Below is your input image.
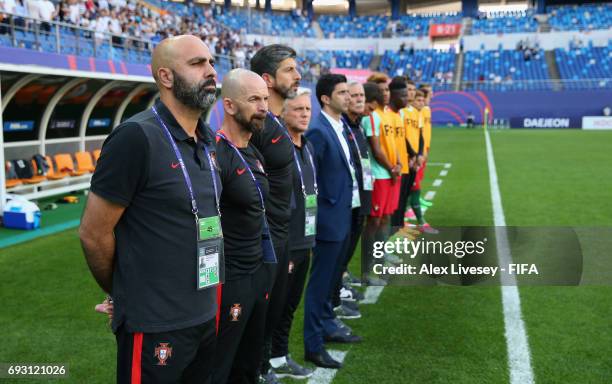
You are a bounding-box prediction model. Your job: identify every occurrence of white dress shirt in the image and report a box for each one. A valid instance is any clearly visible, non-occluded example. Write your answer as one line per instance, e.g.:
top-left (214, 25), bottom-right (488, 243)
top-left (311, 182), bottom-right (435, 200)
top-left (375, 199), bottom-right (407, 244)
top-left (321, 111), bottom-right (360, 207)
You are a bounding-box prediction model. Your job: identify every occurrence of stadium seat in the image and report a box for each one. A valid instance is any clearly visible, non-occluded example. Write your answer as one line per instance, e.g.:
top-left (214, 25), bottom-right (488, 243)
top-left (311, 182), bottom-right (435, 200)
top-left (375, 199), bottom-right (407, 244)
top-left (44, 156), bottom-right (67, 180)
top-left (54, 154), bottom-right (87, 177)
top-left (75, 152), bottom-right (96, 173)
top-left (21, 160), bottom-right (47, 184)
top-left (5, 162), bottom-right (23, 189)
top-left (92, 149), bottom-right (101, 163)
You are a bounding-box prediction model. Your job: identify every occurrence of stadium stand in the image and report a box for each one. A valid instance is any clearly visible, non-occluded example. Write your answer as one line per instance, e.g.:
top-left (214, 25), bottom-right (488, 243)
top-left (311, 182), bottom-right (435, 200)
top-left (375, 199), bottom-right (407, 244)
top-left (471, 10), bottom-right (538, 34)
top-left (548, 3), bottom-right (612, 31)
top-left (318, 15), bottom-right (388, 38)
top-left (462, 48), bottom-right (551, 90)
top-left (393, 13), bottom-right (462, 37)
top-left (555, 43), bottom-right (612, 89)
top-left (303, 49), bottom-right (373, 70)
top-left (379, 49), bottom-right (456, 90)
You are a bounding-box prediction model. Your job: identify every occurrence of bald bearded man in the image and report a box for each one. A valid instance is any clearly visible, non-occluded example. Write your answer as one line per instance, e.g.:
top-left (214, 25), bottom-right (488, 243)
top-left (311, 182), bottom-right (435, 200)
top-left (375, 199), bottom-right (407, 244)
top-left (212, 69), bottom-right (271, 384)
top-left (81, 35), bottom-right (220, 384)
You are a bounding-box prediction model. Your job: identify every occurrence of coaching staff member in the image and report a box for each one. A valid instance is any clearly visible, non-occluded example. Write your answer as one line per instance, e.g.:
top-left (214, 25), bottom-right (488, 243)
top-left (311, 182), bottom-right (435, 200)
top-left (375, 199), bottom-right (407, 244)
top-left (212, 69), bottom-right (271, 384)
top-left (80, 35), bottom-right (220, 383)
top-left (269, 88), bottom-right (316, 379)
top-left (250, 44), bottom-right (301, 380)
top-left (304, 74), bottom-right (362, 369)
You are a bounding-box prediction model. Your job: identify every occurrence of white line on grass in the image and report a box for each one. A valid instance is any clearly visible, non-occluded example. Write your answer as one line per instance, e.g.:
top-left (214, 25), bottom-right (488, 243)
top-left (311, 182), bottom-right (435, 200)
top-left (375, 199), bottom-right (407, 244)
top-left (424, 191), bottom-right (436, 200)
top-left (427, 162), bottom-right (452, 167)
top-left (360, 286), bottom-right (385, 305)
top-left (439, 169), bottom-right (448, 177)
top-left (432, 179), bottom-right (443, 187)
top-left (484, 129), bottom-right (535, 384)
top-left (307, 350), bottom-right (348, 384)
top-left (444, 163), bottom-right (452, 169)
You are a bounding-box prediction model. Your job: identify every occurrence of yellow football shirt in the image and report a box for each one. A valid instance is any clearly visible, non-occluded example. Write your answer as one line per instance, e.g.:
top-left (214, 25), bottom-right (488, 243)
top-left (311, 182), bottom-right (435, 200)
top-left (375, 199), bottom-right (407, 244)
top-left (386, 107), bottom-right (409, 174)
top-left (400, 105), bottom-right (421, 156)
top-left (422, 105), bottom-right (432, 154)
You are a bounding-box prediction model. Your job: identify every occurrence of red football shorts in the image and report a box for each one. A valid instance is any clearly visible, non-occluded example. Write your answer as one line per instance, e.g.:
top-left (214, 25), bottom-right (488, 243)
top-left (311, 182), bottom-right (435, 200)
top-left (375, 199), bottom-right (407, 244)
top-left (370, 178), bottom-right (401, 217)
top-left (411, 161), bottom-right (427, 191)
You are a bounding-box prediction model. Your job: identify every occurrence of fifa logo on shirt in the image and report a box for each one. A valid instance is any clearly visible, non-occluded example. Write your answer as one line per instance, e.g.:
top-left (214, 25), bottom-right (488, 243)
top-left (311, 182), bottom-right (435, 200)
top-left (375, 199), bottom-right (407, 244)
top-left (230, 304), bottom-right (242, 321)
top-left (154, 343), bottom-right (173, 366)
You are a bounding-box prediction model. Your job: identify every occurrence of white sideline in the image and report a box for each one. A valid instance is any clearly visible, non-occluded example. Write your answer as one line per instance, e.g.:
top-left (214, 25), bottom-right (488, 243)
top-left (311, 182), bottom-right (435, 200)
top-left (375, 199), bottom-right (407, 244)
top-left (484, 129), bottom-right (535, 384)
top-left (432, 179), bottom-right (443, 187)
top-left (439, 170), bottom-right (448, 176)
top-left (424, 191), bottom-right (436, 200)
top-left (307, 350), bottom-right (348, 384)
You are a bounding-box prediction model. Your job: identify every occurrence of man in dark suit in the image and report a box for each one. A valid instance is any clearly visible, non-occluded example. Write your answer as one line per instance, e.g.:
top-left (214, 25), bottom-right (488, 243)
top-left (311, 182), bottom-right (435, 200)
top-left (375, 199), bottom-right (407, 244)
top-left (303, 74), bottom-right (362, 369)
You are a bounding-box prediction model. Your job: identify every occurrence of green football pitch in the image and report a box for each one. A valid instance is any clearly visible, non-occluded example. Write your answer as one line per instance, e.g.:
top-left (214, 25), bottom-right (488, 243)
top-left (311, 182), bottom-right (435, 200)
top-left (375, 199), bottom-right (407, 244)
top-left (1, 127), bottom-right (611, 383)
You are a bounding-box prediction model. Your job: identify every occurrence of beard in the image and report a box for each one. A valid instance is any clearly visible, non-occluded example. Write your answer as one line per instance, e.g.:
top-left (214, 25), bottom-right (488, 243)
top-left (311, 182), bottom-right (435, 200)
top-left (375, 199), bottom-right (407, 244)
top-left (274, 81), bottom-right (300, 99)
top-left (172, 70), bottom-right (217, 111)
top-left (235, 109), bottom-right (266, 133)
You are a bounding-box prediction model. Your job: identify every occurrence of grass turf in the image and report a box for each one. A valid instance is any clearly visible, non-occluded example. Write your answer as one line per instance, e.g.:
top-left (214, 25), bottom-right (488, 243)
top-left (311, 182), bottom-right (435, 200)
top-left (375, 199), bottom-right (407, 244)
top-left (489, 129), bottom-right (612, 384)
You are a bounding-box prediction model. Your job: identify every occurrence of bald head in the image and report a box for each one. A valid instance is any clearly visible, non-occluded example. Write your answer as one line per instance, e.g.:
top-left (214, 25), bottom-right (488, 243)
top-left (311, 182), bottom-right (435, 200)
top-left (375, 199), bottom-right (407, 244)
top-left (221, 69), bottom-right (269, 133)
top-left (221, 69), bottom-right (267, 100)
top-left (151, 35), bottom-right (217, 111)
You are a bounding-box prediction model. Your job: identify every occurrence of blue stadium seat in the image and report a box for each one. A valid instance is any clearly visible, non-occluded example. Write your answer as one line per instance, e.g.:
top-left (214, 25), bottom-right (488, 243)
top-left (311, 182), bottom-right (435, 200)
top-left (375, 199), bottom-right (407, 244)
top-left (555, 45), bottom-right (612, 89)
top-left (548, 4), bottom-right (611, 32)
top-left (471, 10), bottom-right (538, 35)
top-left (462, 49), bottom-right (551, 90)
top-left (380, 50), bottom-right (456, 90)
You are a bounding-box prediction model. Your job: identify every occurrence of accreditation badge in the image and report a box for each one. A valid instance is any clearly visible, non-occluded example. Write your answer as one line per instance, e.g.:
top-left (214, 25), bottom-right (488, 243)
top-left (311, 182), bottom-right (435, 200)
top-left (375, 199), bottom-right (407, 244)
top-left (361, 157), bottom-right (374, 191)
top-left (304, 194), bottom-right (317, 237)
top-left (196, 216), bottom-right (224, 290)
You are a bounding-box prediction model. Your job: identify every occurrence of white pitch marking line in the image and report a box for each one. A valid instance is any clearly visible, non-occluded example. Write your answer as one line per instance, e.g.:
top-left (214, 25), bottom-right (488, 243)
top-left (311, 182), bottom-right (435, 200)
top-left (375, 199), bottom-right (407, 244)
top-left (307, 350), bottom-right (348, 384)
top-left (432, 179), bottom-right (443, 187)
top-left (427, 162), bottom-right (452, 167)
top-left (444, 163), bottom-right (452, 169)
top-left (360, 285), bottom-right (384, 305)
top-left (485, 128), bottom-right (535, 384)
top-left (439, 170), bottom-right (448, 177)
top-left (424, 191), bottom-right (436, 201)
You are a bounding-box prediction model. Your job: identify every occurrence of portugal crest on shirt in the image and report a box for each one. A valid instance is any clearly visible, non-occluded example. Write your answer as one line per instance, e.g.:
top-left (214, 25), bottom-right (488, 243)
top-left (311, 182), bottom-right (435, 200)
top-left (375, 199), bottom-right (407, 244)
top-left (154, 343), bottom-right (173, 366)
top-left (230, 304), bottom-right (242, 321)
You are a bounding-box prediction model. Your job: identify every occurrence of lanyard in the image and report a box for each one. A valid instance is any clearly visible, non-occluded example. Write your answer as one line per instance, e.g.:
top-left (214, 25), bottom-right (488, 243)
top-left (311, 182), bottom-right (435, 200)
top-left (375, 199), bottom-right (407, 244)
top-left (341, 117), bottom-right (365, 161)
top-left (302, 144), bottom-right (318, 195)
top-left (151, 105), bottom-right (220, 219)
top-left (268, 112), bottom-right (317, 197)
top-left (216, 132), bottom-right (265, 212)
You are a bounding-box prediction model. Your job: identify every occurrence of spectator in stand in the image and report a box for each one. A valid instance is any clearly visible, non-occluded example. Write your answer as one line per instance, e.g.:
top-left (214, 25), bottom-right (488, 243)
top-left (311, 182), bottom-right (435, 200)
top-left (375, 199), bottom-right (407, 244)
top-left (38, 0), bottom-right (56, 32)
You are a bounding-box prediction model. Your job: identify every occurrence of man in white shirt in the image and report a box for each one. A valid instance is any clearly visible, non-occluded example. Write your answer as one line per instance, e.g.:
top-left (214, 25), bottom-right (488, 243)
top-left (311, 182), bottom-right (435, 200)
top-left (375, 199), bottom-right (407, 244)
top-left (37, 0), bottom-right (55, 31)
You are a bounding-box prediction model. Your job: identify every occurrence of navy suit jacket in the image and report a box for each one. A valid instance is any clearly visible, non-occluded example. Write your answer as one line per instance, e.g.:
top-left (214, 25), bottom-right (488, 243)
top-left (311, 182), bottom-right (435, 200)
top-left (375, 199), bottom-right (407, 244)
top-left (305, 112), bottom-right (354, 242)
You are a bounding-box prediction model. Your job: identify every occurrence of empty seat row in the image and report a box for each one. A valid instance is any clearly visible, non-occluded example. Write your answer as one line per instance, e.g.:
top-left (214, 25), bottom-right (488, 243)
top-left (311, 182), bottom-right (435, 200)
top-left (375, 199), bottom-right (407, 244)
top-left (5, 150), bottom-right (100, 189)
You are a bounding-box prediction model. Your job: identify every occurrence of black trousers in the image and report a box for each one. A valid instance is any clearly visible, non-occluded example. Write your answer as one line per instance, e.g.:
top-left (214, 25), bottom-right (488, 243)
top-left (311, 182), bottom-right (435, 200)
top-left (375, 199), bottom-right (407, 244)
top-left (116, 318), bottom-right (216, 384)
top-left (212, 265), bottom-right (270, 384)
top-left (271, 248), bottom-right (311, 358)
top-left (261, 238), bottom-right (290, 372)
top-left (390, 173), bottom-right (414, 228)
top-left (332, 208), bottom-right (365, 307)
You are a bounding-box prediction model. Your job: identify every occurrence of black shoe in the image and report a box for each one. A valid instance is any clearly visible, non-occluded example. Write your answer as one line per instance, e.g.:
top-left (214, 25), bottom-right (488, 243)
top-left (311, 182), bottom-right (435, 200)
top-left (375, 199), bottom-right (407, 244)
top-left (346, 285), bottom-right (365, 301)
top-left (324, 330), bottom-right (362, 343)
top-left (305, 348), bottom-right (342, 369)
